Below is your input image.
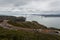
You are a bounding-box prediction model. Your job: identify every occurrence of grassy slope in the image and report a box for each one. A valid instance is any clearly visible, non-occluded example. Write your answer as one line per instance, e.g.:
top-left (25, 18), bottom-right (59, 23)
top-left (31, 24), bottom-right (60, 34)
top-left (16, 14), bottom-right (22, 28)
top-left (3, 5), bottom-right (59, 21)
top-left (0, 27), bottom-right (60, 40)
top-left (8, 21), bottom-right (47, 29)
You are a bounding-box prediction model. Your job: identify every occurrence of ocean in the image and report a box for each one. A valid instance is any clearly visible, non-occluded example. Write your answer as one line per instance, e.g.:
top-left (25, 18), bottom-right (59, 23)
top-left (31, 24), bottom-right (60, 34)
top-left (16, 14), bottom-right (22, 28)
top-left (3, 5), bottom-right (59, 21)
top-left (25, 15), bottom-right (60, 29)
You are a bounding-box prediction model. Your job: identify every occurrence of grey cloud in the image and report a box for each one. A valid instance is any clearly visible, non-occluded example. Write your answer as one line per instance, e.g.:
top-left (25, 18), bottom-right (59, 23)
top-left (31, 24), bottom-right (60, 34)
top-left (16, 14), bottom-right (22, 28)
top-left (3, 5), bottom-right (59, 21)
top-left (0, 0), bottom-right (60, 15)
top-left (0, 0), bottom-right (31, 7)
top-left (50, 0), bottom-right (60, 7)
top-left (0, 11), bottom-right (21, 15)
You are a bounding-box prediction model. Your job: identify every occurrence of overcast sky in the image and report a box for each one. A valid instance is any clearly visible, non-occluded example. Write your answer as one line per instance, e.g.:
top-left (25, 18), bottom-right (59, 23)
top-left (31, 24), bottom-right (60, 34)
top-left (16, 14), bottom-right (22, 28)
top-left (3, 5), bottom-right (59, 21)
top-left (0, 0), bottom-right (60, 15)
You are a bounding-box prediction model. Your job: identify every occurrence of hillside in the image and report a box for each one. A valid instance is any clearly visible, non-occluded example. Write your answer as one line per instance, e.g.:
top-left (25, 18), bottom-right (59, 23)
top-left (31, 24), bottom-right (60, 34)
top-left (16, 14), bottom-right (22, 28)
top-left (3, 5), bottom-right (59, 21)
top-left (0, 15), bottom-right (60, 40)
top-left (7, 20), bottom-right (47, 29)
top-left (0, 15), bottom-right (47, 29)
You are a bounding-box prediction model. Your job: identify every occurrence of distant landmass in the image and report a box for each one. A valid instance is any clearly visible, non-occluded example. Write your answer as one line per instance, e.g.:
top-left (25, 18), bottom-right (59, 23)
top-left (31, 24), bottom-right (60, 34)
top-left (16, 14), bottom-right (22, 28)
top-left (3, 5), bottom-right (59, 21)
top-left (41, 14), bottom-right (60, 17)
top-left (0, 14), bottom-right (60, 17)
top-left (30, 14), bottom-right (60, 17)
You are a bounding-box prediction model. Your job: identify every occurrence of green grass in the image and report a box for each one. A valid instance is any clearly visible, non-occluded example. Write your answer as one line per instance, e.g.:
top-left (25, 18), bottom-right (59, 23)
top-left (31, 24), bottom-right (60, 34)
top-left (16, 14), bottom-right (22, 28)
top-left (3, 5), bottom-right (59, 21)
top-left (0, 27), bottom-right (60, 40)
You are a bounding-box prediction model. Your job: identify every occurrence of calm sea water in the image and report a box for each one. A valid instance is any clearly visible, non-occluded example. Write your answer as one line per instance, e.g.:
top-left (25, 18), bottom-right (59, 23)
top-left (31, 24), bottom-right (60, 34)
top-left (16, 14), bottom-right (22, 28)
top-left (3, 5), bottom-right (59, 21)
top-left (25, 15), bottom-right (60, 29)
